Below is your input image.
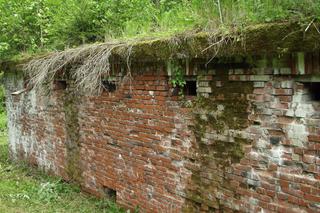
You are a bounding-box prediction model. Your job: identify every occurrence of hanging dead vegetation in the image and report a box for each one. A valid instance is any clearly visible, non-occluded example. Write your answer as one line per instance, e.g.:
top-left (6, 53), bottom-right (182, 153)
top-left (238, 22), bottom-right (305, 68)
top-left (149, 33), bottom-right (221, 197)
top-left (23, 36), bottom-right (186, 95)
top-left (23, 29), bottom-right (241, 95)
top-left (24, 41), bottom-right (124, 95)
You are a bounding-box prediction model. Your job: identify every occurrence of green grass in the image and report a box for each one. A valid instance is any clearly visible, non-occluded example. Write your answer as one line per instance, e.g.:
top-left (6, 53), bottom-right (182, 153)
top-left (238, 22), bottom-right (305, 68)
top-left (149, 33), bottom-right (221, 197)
top-left (0, 135), bottom-right (124, 213)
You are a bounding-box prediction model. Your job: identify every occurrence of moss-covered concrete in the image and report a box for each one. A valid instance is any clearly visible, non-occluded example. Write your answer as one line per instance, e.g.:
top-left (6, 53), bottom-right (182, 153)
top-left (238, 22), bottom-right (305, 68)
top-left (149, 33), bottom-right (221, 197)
top-left (122, 22), bottom-right (320, 61)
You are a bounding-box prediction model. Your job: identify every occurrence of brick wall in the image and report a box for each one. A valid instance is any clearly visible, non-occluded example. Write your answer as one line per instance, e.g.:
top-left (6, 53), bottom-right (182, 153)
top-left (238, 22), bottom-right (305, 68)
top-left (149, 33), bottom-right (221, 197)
top-left (78, 65), bottom-right (192, 212)
top-left (4, 52), bottom-right (320, 212)
top-left (184, 66), bottom-right (320, 212)
top-left (4, 71), bottom-right (69, 178)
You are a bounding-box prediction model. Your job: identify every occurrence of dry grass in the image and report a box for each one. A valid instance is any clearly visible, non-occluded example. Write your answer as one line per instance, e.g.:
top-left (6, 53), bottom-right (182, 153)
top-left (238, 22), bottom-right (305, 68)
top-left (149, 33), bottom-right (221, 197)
top-left (23, 35), bottom-right (176, 95)
top-left (23, 28), bottom-right (238, 95)
top-left (24, 42), bottom-right (124, 95)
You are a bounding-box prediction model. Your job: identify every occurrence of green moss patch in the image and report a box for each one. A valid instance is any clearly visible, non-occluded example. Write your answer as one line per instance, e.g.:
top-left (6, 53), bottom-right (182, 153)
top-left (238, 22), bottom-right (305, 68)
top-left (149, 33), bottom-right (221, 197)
top-left (184, 71), bottom-right (253, 211)
top-left (63, 80), bottom-right (82, 183)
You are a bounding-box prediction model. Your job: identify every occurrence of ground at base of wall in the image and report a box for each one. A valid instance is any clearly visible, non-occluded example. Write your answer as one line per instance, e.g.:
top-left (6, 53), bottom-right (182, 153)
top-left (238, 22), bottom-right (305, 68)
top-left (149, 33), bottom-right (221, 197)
top-left (0, 135), bottom-right (125, 213)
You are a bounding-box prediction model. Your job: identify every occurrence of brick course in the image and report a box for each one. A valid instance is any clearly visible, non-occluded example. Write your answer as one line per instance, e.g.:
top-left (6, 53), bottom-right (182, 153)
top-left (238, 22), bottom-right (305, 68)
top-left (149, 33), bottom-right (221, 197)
top-left (4, 53), bottom-right (320, 212)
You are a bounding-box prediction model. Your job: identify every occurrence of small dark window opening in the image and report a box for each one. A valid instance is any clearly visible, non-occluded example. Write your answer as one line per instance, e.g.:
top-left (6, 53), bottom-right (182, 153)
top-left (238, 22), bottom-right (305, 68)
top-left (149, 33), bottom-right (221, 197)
top-left (253, 121), bottom-right (261, 126)
top-left (172, 80), bottom-right (197, 96)
top-left (183, 80), bottom-right (197, 96)
top-left (54, 80), bottom-right (67, 90)
top-left (103, 186), bottom-right (116, 202)
top-left (102, 80), bottom-right (116, 93)
top-left (304, 82), bottom-right (320, 101)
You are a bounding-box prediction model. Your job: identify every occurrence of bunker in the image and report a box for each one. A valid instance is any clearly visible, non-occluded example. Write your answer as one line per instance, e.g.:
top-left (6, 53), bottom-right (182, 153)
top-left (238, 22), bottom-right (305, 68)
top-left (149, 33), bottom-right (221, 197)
top-left (2, 23), bottom-right (320, 212)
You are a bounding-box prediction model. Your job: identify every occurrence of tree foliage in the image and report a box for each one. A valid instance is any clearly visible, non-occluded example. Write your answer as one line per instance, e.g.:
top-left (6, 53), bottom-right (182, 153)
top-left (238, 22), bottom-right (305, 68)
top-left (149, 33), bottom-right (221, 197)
top-left (0, 0), bottom-right (319, 60)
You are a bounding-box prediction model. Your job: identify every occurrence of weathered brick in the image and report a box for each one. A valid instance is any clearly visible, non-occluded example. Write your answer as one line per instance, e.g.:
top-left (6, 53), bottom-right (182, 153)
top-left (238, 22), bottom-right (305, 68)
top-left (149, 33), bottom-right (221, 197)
top-left (253, 82), bottom-right (265, 88)
top-left (198, 81), bottom-right (209, 87)
top-left (281, 80), bottom-right (294, 88)
top-left (305, 194), bottom-right (320, 203)
top-left (6, 58), bottom-right (320, 213)
top-left (197, 87), bottom-right (212, 93)
top-left (278, 95), bottom-right (292, 102)
top-left (229, 75), bottom-right (271, 82)
top-left (303, 155), bottom-right (316, 164)
top-left (308, 135), bottom-right (320, 143)
top-left (272, 88), bottom-right (293, 95)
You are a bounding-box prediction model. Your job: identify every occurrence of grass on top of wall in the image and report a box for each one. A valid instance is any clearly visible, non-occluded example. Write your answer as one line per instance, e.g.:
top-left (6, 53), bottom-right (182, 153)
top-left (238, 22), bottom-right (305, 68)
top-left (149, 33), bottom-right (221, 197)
top-left (0, 135), bottom-right (125, 213)
top-left (1, 0), bottom-right (319, 61)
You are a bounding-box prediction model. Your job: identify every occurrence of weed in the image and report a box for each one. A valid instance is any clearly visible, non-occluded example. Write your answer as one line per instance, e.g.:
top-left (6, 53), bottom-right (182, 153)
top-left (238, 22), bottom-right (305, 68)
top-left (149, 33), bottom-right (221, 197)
top-left (0, 135), bottom-right (126, 213)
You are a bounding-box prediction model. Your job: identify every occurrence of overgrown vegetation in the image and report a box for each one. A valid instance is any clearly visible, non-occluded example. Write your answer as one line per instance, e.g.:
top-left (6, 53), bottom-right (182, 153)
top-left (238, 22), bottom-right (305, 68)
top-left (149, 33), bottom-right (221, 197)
top-left (0, 136), bottom-right (125, 212)
top-left (170, 61), bottom-right (186, 89)
top-left (0, 73), bottom-right (7, 134)
top-left (0, 0), bottom-right (319, 60)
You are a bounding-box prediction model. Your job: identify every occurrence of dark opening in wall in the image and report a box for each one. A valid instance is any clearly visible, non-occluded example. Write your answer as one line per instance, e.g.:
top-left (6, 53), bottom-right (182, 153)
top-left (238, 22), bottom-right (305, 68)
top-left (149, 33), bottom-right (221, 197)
top-left (303, 82), bottom-right (320, 101)
top-left (172, 80), bottom-right (197, 96)
top-left (54, 80), bottom-right (67, 90)
top-left (102, 80), bottom-right (116, 93)
top-left (103, 186), bottom-right (116, 202)
top-left (183, 80), bottom-right (197, 96)
top-left (253, 121), bottom-right (261, 126)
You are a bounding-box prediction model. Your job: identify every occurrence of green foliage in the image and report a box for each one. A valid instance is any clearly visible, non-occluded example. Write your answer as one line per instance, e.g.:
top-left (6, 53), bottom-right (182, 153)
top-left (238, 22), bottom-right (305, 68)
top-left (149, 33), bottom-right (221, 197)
top-left (48, 0), bottom-right (108, 48)
top-left (0, 73), bottom-right (6, 134)
top-left (0, 113), bottom-right (7, 135)
top-left (170, 61), bottom-right (186, 98)
top-left (0, 0), bottom-right (51, 57)
top-left (37, 181), bottom-right (69, 202)
top-left (0, 0), bottom-right (319, 60)
top-left (170, 61), bottom-right (186, 88)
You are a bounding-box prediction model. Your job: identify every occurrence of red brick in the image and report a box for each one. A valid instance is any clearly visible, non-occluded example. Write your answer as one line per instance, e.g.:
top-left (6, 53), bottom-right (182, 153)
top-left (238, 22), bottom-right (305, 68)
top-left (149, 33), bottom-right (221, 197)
top-left (273, 88), bottom-right (293, 95)
top-left (303, 154), bottom-right (315, 164)
top-left (279, 180), bottom-right (290, 188)
top-left (304, 194), bottom-right (320, 203)
top-left (308, 135), bottom-right (320, 143)
top-left (301, 185), bottom-right (312, 193)
top-left (9, 65), bottom-right (320, 213)
top-left (253, 88), bottom-right (265, 95)
top-left (278, 95), bottom-right (292, 102)
top-left (278, 116), bottom-right (294, 124)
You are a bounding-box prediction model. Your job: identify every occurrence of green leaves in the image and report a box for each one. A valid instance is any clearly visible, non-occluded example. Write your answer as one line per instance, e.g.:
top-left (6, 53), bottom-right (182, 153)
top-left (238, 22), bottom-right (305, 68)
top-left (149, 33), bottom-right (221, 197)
top-left (170, 61), bottom-right (186, 88)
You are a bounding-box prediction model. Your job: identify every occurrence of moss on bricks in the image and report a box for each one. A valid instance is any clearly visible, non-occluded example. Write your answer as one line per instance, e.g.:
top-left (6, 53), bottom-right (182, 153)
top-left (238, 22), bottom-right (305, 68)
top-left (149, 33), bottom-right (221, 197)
top-left (185, 71), bottom-right (253, 211)
top-left (63, 80), bottom-right (82, 183)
